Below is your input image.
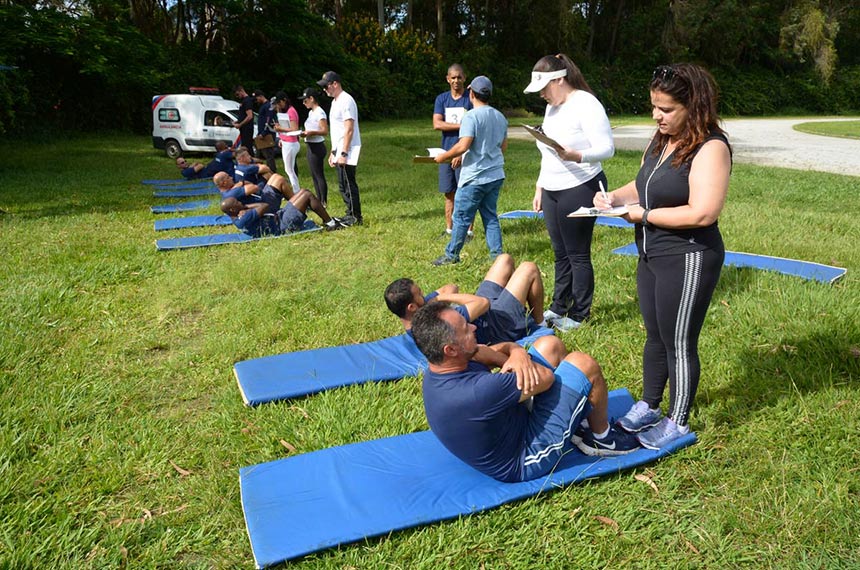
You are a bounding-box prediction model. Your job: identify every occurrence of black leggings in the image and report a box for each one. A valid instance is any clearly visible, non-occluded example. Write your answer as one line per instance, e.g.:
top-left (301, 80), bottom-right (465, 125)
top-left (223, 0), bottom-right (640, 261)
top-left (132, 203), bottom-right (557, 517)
top-left (541, 172), bottom-right (606, 322)
top-left (637, 248), bottom-right (724, 426)
top-left (305, 141), bottom-right (328, 205)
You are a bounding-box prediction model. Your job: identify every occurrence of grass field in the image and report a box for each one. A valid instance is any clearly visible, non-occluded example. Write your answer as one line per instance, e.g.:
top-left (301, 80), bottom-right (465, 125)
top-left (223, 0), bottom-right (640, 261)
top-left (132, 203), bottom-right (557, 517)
top-left (793, 120), bottom-right (860, 139)
top-left (1, 119), bottom-right (858, 568)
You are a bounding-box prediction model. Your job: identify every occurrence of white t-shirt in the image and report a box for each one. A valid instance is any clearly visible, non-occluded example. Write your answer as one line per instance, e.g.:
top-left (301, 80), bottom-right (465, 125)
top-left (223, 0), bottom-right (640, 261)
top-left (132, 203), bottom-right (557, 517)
top-left (537, 89), bottom-right (614, 191)
top-left (303, 106), bottom-right (326, 144)
top-left (329, 91), bottom-right (361, 157)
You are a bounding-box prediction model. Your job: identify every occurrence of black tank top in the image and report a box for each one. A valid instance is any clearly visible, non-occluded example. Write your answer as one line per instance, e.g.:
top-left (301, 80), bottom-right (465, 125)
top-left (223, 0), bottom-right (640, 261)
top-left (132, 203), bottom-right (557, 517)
top-left (634, 132), bottom-right (729, 257)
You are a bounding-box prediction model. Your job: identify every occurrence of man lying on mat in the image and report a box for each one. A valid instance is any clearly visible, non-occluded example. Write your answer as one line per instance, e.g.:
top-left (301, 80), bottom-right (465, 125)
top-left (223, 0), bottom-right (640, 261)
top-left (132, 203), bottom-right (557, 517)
top-left (176, 141), bottom-right (235, 179)
top-left (412, 302), bottom-right (639, 482)
top-left (215, 172), bottom-right (294, 211)
top-left (221, 188), bottom-right (344, 237)
top-left (384, 254), bottom-right (547, 344)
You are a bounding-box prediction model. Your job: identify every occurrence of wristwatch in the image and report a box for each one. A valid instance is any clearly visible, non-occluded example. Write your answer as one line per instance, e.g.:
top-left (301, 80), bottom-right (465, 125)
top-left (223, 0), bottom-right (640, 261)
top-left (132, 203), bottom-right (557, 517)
top-left (642, 208), bottom-right (651, 226)
top-left (340, 151), bottom-right (348, 157)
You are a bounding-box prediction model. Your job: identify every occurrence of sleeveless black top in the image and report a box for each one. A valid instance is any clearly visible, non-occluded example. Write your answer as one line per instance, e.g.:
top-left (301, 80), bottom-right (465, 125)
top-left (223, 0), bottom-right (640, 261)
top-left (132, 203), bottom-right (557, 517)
top-left (634, 132), bottom-right (729, 257)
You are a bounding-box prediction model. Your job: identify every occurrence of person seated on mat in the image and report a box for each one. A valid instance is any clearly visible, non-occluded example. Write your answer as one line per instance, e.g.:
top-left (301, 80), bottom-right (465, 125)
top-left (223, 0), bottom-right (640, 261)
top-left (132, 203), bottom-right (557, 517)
top-left (216, 172), bottom-right (297, 214)
top-left (221, 188), bottom-right (344, 237)
top-left (384, 254), bottom-right (548, 343)
top-left (233, 147), bottom-right (272, 189)
top-left (412, 302), bottom-right (640, 482)
top-left (175, 142), bottom-right (235, 180)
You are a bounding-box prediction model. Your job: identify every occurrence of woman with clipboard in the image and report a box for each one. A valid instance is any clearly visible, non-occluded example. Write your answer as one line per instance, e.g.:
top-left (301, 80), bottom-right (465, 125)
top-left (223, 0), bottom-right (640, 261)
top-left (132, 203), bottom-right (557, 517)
top-left (524, 54), bottom-right (615, 332)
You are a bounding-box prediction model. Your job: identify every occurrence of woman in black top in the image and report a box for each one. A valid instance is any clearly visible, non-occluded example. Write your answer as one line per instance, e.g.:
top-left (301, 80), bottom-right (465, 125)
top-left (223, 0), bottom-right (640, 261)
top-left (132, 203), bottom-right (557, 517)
top-left (595, 64), bottom-right (731, 449)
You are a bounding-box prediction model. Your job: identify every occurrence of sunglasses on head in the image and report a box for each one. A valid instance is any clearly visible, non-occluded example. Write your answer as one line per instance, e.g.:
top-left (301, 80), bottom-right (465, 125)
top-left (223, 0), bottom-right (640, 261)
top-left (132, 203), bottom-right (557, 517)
top-left (652, 65), bottom-right (675, 82)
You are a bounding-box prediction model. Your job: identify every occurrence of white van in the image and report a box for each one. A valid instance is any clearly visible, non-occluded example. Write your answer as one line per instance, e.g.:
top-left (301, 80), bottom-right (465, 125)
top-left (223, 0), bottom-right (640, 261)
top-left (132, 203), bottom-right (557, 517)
top-left (151, 88), bottom-right (256, 158)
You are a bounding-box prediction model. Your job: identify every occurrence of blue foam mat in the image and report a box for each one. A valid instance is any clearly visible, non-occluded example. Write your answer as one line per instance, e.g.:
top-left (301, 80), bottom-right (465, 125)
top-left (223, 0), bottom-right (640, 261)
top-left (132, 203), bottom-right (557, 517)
top-left (239, 388), bottom-right (696, 567)
top-left (234, 326), bottom-right (554, 406)
top-left (152, 186), bottom-right (218, 197)
top-left (150, 200), bottom-right (213, 214)
top-left (154, 215), bottom-right (233, 231)
top-left (500, 209), bottom-right (633, 228)
top-left (155, 220), bottom-right (321, 251)
top-left (142, 178), bottom-right (212, 185)
top-left (611, 243), bottom-right (846, 284)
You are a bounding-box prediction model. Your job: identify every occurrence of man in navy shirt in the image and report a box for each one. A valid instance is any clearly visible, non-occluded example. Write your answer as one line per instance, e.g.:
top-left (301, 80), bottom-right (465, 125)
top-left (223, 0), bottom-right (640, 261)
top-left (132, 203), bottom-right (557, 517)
top-left (412, 302), bottom-right (639, 483)
top-left (433, 64), bottom-right (473, 237)
top-left (221, 187), bottom-right (343, 238)
top-left (233, 147), bottom-right (271, 188)
top-left (253, 90), bottom-right (278, 173)
top-left (175, 142), bottom-right (235, 179)
top-left (233, 85), bottom-right (256, 152)
top-left (215, 171), bottom-right (293, 211)
top-left (384, 254), bottom-right (547, 343)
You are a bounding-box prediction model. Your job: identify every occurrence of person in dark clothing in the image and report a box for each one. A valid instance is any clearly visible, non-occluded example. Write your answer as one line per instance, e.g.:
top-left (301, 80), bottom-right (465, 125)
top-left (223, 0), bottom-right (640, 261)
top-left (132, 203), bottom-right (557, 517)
top-left (233, 85), bottom-right (256, 153)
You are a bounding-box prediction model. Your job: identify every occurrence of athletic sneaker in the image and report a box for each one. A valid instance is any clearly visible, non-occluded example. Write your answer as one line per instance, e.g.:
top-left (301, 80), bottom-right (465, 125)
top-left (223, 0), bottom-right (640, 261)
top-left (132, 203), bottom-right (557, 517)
top-left (543, 309), bottom-right (581, 332)
top-left (325, 219), bottom-right (346, 231)
top-left (431, 255), bottom-right (459, 266)
top-left (616, 400), bottom-right (663, 433)
top-left (637, 417), bottom-right (689, 450)
top-left (575, 425), bottom-right (640, 457)
top-left (338, 215), bottom-right (362, 227)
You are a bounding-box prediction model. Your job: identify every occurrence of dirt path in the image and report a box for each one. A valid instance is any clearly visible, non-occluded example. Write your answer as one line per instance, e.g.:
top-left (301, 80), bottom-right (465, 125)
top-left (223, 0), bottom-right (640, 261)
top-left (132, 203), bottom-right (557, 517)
top-left (510, 117), bottom-right (860, 177)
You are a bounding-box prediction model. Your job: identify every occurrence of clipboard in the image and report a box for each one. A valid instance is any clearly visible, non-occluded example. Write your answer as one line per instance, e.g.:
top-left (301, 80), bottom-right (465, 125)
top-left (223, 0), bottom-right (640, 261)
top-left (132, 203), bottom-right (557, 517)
top-left (523, 124), bottom-right (564, 152)
top-left (412, 148), bottom-right (451, 164)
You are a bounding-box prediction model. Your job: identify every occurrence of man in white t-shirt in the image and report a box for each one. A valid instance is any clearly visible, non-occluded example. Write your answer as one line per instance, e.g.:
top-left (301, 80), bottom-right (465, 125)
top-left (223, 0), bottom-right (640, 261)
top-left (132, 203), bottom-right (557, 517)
top-left (317, 71), bottom-right (363, 227)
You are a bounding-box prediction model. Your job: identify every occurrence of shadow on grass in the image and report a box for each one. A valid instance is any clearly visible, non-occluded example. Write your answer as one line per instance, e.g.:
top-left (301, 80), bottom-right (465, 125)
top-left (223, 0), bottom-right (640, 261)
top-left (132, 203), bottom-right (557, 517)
top-left (706, 330), bottom-right (860, 428)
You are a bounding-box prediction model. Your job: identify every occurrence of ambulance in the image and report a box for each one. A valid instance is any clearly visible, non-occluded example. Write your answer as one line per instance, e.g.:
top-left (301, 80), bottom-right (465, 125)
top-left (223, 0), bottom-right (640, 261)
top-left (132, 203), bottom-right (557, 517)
top-left (151, 87), bottom-right (256, 158)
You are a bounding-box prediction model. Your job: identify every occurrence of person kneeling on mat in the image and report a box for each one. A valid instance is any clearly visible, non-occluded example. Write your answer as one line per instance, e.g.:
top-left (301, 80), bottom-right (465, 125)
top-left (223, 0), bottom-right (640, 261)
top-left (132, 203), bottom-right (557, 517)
top-left (412, 302), bottom-right (639, 482)
top-left (221, 188), bottom-right (344, 237)
top-left (384, 254), bottom-right (547, 344)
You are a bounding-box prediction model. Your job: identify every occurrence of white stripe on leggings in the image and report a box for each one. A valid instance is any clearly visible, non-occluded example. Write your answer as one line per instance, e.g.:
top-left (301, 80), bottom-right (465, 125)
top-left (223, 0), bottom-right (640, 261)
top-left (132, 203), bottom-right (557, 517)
top-left (672, 251), bottom-right (702, 423)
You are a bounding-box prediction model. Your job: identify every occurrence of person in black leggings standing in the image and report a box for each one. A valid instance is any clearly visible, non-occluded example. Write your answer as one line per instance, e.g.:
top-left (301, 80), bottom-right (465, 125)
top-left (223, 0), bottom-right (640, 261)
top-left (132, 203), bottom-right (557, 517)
top-left (299, 88), bottom-right (329, 206)
top-left (523, 54), bottom-right (615, 332)
top-left (594, 63), bottom-right (731, 449)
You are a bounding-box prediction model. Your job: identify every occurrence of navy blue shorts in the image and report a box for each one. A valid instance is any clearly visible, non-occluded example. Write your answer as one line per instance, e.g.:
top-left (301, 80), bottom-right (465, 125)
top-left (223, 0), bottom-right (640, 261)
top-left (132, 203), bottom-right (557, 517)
top-left (278, 202), bottom-right (307, 233)
top-left (438, 162), bottom-right (460, 194)
top-left (476, 280), bottom-right (530, 343)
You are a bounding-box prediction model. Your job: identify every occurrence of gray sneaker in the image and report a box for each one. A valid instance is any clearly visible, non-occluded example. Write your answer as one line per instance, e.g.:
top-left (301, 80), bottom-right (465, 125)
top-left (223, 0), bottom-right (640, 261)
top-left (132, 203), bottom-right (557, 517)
top-left (431, 255), bottom-right (459, 266)
top-left (616, 400), bottom-right (663, 433)
top-left (637, 417), bottom-right (689, 450)
top-left (551, 316), bottom-right (581, 332)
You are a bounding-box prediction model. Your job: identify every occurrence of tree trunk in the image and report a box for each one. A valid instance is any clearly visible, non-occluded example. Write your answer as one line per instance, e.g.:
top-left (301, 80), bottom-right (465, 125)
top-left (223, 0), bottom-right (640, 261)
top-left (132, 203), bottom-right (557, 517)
top-left (378, 0), bottom-right (384, 27)
top-left (436, 0), bottom-right (444, 49)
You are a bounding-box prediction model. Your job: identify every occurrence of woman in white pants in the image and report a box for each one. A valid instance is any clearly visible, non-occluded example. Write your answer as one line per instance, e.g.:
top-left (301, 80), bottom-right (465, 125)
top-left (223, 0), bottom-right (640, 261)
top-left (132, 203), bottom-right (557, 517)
top-left (273, 91), bottom-right (301, 193)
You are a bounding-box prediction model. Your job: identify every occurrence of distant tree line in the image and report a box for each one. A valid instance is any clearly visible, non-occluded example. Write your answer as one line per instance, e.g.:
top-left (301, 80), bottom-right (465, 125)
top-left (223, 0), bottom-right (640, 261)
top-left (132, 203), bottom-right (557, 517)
top-left (1, 0), bottom-right (858, 135)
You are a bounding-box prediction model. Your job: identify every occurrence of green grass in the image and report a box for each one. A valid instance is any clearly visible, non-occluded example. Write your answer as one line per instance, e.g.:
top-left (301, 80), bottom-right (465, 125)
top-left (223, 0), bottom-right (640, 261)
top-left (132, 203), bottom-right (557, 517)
top-left (1, 124), bottom-right (858, 569)
top-left (793, 120), bottom-right (860, 139)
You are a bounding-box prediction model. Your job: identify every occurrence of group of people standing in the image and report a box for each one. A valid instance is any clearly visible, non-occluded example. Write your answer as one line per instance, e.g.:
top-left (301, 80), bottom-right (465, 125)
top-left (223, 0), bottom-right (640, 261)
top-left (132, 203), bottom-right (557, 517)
top-left (414, 56), bottom-right (731, 476)
top-left (230, 70), bottom-right (364, 228)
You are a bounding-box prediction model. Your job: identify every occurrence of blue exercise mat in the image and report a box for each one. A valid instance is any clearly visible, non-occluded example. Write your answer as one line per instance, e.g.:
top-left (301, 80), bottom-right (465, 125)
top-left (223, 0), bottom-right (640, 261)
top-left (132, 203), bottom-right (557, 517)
top-left (154, 215), bottom-right (233, 231)
top-left (152, 186), bottom-right (218, 198)
top-left (155, 220), bottom-right (322, 251)
top-left (239, 388), bottom-right (697, 568)
top-left (142, 178), bottom-right (212, 185)
top-left (234, 326), bottom-right (554, 406)
top-left (500, 209), bottom-right (633, 228)
top-left (611, 243), bottom-right (846, 284)
top-left (150, 200), bottom-right (213, 214)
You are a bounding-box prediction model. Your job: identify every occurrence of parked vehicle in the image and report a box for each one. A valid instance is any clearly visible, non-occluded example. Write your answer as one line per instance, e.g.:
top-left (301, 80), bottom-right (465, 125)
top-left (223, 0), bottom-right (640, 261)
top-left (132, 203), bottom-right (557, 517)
top-left (151, 88), bottom-right (256, 158)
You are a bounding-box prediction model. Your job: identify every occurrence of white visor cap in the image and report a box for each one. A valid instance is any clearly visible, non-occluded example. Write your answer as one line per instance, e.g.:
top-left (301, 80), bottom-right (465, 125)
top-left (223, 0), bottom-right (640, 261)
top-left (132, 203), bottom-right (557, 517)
top-left (523, 69), bottom-right (568, 93)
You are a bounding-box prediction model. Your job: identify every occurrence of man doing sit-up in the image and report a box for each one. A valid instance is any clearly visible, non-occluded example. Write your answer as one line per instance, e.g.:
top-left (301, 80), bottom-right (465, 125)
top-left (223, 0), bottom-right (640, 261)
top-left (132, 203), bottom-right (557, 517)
top-left (176, 141), bottom-right (234, 179)
top-left (412, 302), bottom-right (640, 482)
top-left (384, 254), bottom-right (547, 344)
top-left (221, 187), bottom-right (343, 237)
top-left (215, 171), bottom-right (293, 212)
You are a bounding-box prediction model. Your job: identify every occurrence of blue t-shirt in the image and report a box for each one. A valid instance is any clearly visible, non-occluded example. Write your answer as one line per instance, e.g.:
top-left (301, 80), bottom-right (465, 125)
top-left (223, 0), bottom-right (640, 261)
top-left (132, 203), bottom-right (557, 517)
top-left (200, 150), bottom-right (235, 178)
top-left (458, 105), bottom-right (507, 188)
top-left (233, 208), bottom-right (278, 238)
top-left (181, 166), bottom-right (201, 180)
top-left (434, 91), bottom-right (473, 151)
top-left (257, 101), bottom-right (275, 136)
top-left (234, 164), bottom-right (264, 186)
top-left (423, 361), bottom-right (527, 482)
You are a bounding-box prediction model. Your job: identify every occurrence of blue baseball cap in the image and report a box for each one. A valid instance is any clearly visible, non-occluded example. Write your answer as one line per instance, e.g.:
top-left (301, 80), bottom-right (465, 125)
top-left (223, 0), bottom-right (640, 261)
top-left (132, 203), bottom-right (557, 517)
top-left (468, 75), bottom-right (493, 97)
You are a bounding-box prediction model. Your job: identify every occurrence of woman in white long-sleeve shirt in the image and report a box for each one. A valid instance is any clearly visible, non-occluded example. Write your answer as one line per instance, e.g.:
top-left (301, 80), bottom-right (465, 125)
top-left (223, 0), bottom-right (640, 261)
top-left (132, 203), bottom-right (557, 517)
top-left (525, 54), bottom-right (615, 331)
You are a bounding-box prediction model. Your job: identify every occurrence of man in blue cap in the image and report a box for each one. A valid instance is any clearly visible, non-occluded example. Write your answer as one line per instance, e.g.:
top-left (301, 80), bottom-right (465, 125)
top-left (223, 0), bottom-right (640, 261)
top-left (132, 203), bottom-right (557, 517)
top-left (432, 75), bottom-right (507, 266)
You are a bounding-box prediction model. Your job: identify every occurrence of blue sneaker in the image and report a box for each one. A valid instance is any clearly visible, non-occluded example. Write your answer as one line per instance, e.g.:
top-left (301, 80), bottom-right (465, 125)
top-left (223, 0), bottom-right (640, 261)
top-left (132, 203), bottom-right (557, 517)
top-left (637, 417), bottom-right (689, 450)
top-left (616, 400), bottom-right (663, 433)
top-left (575, 425), bottom-right (640, 457)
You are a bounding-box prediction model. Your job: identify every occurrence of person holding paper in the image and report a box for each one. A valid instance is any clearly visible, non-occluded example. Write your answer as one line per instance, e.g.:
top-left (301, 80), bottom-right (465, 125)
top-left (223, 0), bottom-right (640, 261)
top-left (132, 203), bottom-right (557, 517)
top-left (272, 91), bottom-right (302, 197)
top-left (432, 75), bottom-right (507, 266)
top-left (524, 54), bottom-right (615, 332)
top-left (299, 88), bottom-right (329, 207)
top-left (594, 64), bottom-right (731, 449)
top-left (318, 71), bottom-right (363, 226)
top-left (433, 63), bottom-right (473, 237)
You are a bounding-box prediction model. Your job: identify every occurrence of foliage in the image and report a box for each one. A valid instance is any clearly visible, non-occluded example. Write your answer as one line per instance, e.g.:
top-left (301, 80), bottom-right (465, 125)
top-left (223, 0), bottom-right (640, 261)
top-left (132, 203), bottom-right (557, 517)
top-left (779, 0), bottom-right (840, 82)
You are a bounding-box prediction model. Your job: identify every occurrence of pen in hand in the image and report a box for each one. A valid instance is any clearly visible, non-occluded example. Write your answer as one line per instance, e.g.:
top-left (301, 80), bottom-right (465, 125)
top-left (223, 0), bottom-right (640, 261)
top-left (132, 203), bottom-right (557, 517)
top-left (599, 180), bottom-right (610, 208)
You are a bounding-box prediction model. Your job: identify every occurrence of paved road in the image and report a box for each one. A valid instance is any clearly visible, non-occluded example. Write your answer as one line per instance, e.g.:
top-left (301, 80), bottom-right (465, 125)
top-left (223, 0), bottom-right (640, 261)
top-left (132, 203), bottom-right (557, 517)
top-left (513, 117), bottom-right (860, 177)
